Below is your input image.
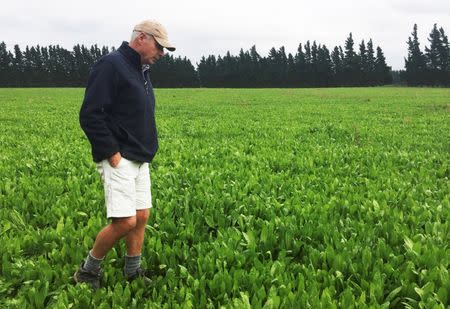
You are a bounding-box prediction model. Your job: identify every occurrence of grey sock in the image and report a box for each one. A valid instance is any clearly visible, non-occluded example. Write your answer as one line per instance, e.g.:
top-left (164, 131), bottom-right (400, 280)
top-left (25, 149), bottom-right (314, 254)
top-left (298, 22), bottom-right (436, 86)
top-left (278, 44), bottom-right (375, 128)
top-left (124, 254), bottom-right (141, 277)
top-left (83, 250), bottom-right (103, 274)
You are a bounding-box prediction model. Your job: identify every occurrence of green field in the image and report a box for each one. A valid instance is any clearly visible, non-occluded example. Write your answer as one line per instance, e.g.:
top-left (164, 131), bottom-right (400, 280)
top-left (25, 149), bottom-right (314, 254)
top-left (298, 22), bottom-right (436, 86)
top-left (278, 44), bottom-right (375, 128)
top-left (0, 87), bottom-right (449, 308)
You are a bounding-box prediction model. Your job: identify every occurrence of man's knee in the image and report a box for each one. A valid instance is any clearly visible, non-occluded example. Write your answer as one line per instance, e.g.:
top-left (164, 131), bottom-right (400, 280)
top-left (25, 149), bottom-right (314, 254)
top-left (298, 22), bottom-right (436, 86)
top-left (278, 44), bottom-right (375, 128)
top-left (111, 216), bottom-right (137, 234)
top-left (136, 209), bottom-right (150, 227)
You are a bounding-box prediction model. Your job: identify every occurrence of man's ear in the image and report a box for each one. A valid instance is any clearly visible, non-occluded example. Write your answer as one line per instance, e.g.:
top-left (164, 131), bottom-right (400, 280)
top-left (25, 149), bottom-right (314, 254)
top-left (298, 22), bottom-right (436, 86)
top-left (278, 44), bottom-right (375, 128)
top-left (136, 33), bottom-right (146, 45)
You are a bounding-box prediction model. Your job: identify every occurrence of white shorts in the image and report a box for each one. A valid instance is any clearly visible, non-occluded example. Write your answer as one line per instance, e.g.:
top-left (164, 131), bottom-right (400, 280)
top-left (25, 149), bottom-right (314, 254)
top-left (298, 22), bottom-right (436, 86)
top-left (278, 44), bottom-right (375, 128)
top-left (96, 157), bottom-right (152, 218)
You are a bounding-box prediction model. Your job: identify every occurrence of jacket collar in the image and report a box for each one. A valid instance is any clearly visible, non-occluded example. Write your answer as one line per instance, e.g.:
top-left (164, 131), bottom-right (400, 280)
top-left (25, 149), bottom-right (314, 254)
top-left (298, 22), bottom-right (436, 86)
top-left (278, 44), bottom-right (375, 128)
top-left (118, 41), bottom-right (142, 70)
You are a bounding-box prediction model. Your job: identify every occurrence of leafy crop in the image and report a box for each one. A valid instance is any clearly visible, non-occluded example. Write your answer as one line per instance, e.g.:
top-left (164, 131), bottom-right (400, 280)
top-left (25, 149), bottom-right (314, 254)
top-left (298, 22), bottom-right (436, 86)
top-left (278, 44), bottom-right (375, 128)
top-left (0, 87), bottom-right (449, 308)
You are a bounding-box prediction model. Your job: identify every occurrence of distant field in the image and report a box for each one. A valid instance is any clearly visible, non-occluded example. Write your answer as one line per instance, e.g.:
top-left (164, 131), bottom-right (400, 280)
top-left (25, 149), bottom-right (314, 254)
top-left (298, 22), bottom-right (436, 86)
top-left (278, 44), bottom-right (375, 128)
top-left (0, 87), bottom-right (449, 307)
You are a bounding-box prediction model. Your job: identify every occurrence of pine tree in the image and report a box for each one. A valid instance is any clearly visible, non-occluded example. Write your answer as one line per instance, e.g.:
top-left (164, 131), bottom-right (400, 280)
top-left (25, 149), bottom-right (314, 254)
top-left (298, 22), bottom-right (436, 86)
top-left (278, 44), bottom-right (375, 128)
top-left (425, 24), bottom-right (441, 70)
top-left (304, 41), bottom-right (312, 86)
top-left (90, 44), bottom-right (102, 60)
top-left (366, 39), bottom-right (376, 85)
top-left (237, 48), bottom-right (251, 87)
top-left (197, 55), bottom-right (217, 87)
top-left (222, 51), bottom-right (238, 87)
top-left (30, 46), bottom-right (44, 85)
top-left (343, 33), bottom-right (359, 85)
top-left (358, 40), bottom-right (367, 85)
top-left (101, 46), bottom-right (109, 56)
top-left (331, 46), bottom-right (343, 85)
top-left (424, 24), bottom-right (450, 85)
top-left (0, 42), bottom-right (13, 86)
top-left (375, 46), bottom-right (392, 85)
top-left (438, 27), bottom-right (450, 85)
top-left (278, 46), bottom-right (288, 86)
top-left (22, 46), bottom-right (34, 85)
top-left (404, 24), bottom-right (427, 85)
top-left (317, 45), bottom-right (332, 86)
top-left (287, 53), bottom-right (296, 87)
top-left (177, 56), bottom-right (199, 87)
top-left (294, 43), bottom-right (306, 86)
top-left (311, 41), bottom-right (319, 85)
top-left (249, 45), bottom-right (262, 87)
top-left (12, 45), bottom-right (23, 85)
top-left (40, 46), bottom-right (50, 84)
top-left (425, 24), bottom-right (442, 84)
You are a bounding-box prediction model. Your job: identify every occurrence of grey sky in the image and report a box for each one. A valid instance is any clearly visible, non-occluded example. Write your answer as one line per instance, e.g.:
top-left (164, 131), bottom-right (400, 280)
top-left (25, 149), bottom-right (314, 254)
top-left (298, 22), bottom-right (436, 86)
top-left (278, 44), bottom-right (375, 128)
top-left (2, 0), bottom-right (449, 70)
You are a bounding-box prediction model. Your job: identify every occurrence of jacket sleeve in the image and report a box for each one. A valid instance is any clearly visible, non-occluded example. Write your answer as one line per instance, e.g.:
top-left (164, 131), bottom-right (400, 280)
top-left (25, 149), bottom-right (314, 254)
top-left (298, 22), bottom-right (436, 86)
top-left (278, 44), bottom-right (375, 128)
top-left (79, 59), bottom-right (120, 160)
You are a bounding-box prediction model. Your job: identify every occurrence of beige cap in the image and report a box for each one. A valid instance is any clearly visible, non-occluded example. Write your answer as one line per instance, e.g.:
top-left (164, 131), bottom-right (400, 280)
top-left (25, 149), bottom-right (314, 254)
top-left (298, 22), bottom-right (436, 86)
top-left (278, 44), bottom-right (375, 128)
top-left (133, 20), bottom-right (176, 51)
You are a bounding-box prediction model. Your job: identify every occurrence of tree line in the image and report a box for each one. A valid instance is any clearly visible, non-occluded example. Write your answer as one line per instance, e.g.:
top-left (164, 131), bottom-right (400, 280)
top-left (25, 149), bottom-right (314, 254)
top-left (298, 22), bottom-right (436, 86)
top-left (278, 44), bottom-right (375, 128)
top-left (403, 24), bottom-right (450, 86)
top-left (0, 33), bottom-right (391, 88)
top-left (0, 43), bottom-right (198, 87)
top-left (198, 33), bottom-right (391, 87)
top-left (0, 24), bottom-right (448, 87)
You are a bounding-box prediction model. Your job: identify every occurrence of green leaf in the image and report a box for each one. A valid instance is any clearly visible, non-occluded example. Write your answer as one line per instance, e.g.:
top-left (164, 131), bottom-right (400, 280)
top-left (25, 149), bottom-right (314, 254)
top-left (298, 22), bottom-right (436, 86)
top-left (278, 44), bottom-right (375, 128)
top-left (205, 216), bottom-right (214, 228)
top-left (385, 286), bottom-right (402, 302)
top-left (414, 287), bottom-right (424, 298)
top-left (243, 231), bottom-right (255, 248)
top-left (404, 236), bottom-right (418, 255)
top-left (179, 265), bottom-right (189, 278)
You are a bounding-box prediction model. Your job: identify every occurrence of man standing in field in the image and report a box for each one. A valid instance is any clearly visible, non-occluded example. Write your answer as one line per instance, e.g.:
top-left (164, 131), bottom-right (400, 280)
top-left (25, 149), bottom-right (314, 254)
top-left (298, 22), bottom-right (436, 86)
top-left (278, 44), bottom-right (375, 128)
top-left (74, 20), bottom-right (175, 289)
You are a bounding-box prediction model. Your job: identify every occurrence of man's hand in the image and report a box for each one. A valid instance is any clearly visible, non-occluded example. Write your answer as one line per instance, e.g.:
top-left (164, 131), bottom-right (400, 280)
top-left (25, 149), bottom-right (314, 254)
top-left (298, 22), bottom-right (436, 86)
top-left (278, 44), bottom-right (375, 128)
top-left (108, 152), bottom-right (122, 167)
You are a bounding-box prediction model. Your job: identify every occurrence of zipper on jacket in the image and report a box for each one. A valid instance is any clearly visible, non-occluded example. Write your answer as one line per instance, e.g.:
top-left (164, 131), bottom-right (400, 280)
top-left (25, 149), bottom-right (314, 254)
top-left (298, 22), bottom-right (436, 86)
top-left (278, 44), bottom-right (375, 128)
top-left (142, 71), bottom-right (149, 95)
top-left (141, 65), bottom-right (151, 96)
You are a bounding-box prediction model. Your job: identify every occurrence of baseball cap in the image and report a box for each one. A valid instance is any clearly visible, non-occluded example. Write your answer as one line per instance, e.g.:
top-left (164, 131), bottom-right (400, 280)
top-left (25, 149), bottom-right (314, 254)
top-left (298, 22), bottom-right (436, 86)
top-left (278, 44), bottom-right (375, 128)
top-left (133, 20), bottom-right (176, 51)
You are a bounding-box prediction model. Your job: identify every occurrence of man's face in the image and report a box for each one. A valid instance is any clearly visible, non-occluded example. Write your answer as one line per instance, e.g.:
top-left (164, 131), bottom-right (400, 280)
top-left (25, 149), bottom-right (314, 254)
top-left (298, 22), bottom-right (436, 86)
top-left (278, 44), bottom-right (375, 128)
top-left (139, 33), bottom-right (165, 65)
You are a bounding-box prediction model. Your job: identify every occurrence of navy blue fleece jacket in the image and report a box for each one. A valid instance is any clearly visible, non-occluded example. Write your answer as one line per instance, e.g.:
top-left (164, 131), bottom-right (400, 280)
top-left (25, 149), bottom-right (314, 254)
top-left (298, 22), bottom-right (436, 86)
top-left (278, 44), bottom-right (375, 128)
top-left (79, 42), bottom-right (158, 163)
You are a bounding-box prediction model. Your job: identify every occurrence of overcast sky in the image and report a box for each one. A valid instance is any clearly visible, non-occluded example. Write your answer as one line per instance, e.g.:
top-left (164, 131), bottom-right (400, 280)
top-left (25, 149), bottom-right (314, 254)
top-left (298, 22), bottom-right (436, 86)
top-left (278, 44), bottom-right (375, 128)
top-left (2, 0), bottom-right (450, 70)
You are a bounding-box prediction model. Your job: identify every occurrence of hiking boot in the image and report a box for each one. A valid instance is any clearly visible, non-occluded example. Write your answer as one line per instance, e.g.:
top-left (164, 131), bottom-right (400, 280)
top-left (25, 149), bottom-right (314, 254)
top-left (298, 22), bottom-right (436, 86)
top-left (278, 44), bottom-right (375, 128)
top-left (126, 266), bottom-right (152, 284)
top-left (73, 263), bottom-right (102, 290)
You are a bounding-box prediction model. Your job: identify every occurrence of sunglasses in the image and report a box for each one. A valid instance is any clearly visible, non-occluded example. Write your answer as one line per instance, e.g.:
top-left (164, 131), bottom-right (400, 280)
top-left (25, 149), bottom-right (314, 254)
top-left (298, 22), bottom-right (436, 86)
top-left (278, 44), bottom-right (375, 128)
top-left (154, 40), bottom-right (164, 52)
top-left (136, 31), bottom-right (164, 52)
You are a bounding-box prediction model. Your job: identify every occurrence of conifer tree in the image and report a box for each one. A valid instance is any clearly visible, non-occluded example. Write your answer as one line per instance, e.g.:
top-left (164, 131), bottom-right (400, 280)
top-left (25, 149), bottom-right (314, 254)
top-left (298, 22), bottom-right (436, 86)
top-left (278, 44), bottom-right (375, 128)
top-left (425, 24), bottom-right (441, 70)
top-left (237, 48), bottom-right (251, 86)
top-left (0, 42), bottom-right (13, 86)
top-left (198, 55), bottom-right (217, 87)
top-left (317, 45), bottom-right (332, 86)
top-left (343, 33), bottom-right (359, 85)
top-left (375, 46), bottom-right (392, 85)
top-left (267, 47), bottom-right (279, 86)
top-left (311, 41), bottom-right (319, 85)
top-left (358, 40), bottom-right (367, 84)
top-left (101, 46), bottom-right (109, 56)
top-left (404, 24), bottom-right (427, 85)
top-left (425, 24), bottom-right (450, 85)
top-left (278, 46), bottom-right (288, 86)
top-left (438, 28), bottom-right (450, 69)
top-left (438, 27), bottom-right (450, 85)
top-left (366, 39), bottom-right (376, 85)
top-left (249, 45), bottom-right (262, 87)
top-left (287, 53), bottom-right (295, 87)
top-left (294, 43), bottom-right (306, 86)
top-left (222, 51), bottom-right (238, 87)
top-left (331, 46), bottom-right (343, 85)
top-left (304, 41), bottom-right (312, 86)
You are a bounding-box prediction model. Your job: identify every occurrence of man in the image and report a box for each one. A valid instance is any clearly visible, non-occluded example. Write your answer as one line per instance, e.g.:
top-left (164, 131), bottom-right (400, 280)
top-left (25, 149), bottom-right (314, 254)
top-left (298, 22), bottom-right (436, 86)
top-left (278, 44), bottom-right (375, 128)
top-left (74, 20), bottom-right (175, 289)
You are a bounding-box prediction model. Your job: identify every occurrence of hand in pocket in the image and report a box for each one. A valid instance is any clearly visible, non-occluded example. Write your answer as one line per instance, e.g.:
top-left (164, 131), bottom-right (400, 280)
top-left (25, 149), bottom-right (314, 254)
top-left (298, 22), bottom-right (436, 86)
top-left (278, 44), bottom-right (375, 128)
top-left (108, 152), bottom-right (122, 168)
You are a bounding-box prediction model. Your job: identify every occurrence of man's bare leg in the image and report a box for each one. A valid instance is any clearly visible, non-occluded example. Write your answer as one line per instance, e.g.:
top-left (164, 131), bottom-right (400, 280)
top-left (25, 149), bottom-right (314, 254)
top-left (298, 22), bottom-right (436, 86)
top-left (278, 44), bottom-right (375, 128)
top-left (75, 216), bottom-right (138, 288)
top-left (123, 209), bottom-right (150, 278)
top-left (125, 209), bottom-right (150, 255)
top-left (91, 216), bottom-right (137, 259)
